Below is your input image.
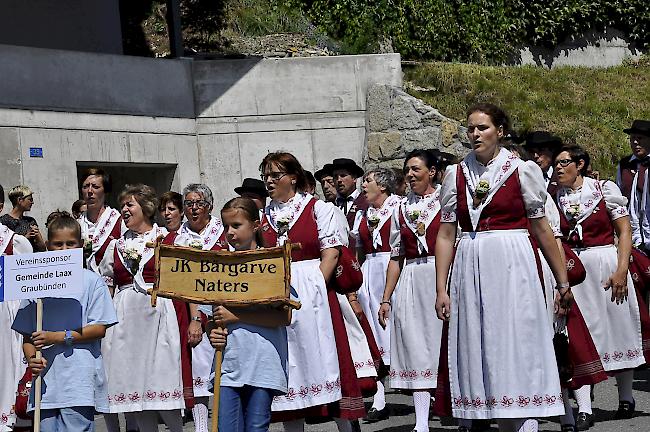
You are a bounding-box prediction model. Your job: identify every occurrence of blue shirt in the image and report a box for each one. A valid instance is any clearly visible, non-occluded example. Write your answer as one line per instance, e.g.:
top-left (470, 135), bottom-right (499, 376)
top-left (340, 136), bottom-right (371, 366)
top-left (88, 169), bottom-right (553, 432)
top-left (13, 269), bottom-right (118, 411)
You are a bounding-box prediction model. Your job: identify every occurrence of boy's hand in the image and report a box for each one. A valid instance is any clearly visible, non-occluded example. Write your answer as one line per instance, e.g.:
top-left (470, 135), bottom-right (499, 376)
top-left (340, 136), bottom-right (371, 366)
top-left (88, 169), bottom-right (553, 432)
top-left (28, 356), bottom-right (47, 376)
top-left (209, 327), bottom-right (228, 350)
top-left (31, 331), bottom-right (61, 349)
top-left (213, 306), bottom-right (238, 327)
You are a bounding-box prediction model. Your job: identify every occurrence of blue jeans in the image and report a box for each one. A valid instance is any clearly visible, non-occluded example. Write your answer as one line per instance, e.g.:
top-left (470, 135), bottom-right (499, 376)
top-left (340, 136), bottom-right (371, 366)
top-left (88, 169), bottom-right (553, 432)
top-left (218, 385), bottom-right (274, 432)
top-left (40, 406), bottom-right (95, 432)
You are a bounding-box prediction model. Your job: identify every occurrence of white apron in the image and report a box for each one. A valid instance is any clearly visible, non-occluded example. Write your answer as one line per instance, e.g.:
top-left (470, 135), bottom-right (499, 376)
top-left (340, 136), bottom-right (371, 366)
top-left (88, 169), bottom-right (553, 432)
top-left (0, 301), bottom-right (23, 431)
top-left (358, 252), bottom-right (392, 364)
top-left (337, 294), bottom-right (377, 379)
top-left (389, 256), bottom-right (442, 390)
top-left (449, 230), bottom-right (563, 419)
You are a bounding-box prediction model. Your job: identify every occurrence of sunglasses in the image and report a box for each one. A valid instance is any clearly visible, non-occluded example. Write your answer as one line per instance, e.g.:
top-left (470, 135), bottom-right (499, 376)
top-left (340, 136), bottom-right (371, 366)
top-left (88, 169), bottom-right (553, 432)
top-left (261, 172), bottom-right (287, 182)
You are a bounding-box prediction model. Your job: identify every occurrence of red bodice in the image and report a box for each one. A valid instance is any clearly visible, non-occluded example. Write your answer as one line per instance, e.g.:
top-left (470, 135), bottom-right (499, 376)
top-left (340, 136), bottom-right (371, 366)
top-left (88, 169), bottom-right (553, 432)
top-left (113, 242), bottom-right (156, 287)
top-left (261, 199), bottom-right (322, 262)
top-left (559, 198), bottom-right (614, 248)
top-left (457, 168), bottom-right (528, 232)
top-left (398, 209), bottom-right (441, 259)
top-left (358, 215), bottom-right (392, 254)
top-left (3, 234), bottom-right (14, 255)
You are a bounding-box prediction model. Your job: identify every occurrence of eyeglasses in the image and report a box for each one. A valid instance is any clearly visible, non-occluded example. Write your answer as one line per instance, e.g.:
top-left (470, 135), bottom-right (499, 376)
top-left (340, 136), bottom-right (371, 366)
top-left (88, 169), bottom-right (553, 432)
top-left (183, 200), bottom-right (209, 209)
top-left (261, 172), bottom-right (287, 182)
top-left (555, 159), bottom-right (575, 168)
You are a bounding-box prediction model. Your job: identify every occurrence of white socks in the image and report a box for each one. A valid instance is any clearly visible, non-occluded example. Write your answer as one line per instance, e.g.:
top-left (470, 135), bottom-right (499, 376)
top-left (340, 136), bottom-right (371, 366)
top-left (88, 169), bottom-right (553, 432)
top-left (413, 390), bottom-right (431, 432)
top-left (574, 385), bottom-right (593, 414)
top-left (372, 379), bottom-right (387, 411)
top-left (334, 418), bottom-right (353, 432)
top-left (559, 388), bottom-right (575, 426)
top-left (192, 400), bottom-right (210, 432)
top-left (616, 370), bottom-right (635, 403)
top-left (283, 419), bottom-right (305, 432)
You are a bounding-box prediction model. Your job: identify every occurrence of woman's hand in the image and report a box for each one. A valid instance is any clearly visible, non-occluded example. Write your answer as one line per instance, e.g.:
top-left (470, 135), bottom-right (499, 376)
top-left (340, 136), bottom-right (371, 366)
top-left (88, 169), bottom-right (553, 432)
top-left (435, 292), bottom-right (451, 321)
top-left (31, 331), bottom-right (60, 349)
top-left (213, 305), bottom-right (238, 327)
top-left (28, 356), bottom-right (47, 376)
top-left (554, 287), bottom-right (574, 316)
top-left (209, 327), bottom-right (228, 350)
top-left (348, 297), bottom-right (364, 321)
top-left (605, 270), bottom-right (628, 304)
top-left (378, 302), bottom-right (391, 329)
top-left (187, 320), bottom-right (203, 347)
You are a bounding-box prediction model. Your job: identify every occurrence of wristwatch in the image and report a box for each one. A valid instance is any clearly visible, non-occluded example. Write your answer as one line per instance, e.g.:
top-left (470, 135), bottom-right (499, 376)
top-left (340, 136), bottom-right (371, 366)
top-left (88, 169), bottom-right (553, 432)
top-left (64, 330), bottom-right (74, 346)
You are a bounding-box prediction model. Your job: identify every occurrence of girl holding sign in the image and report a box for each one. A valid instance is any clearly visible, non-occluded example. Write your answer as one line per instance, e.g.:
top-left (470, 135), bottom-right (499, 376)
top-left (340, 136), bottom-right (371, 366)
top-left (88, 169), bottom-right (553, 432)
top-left (207, 197), bottom-right (289, 432)
top-left (14, 211), bottom-right (117, 432)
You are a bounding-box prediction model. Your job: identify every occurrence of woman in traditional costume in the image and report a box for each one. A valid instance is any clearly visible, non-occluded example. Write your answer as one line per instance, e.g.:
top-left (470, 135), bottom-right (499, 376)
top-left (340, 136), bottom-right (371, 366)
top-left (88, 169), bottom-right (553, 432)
top-left (378, 149), bottom-right (445, 432)
top-left (554, 145), bottom-right (645, 429)
top-left (435, 103), bottom-right (571, 432)
top-left (99, 184), bottom-right (184, 432)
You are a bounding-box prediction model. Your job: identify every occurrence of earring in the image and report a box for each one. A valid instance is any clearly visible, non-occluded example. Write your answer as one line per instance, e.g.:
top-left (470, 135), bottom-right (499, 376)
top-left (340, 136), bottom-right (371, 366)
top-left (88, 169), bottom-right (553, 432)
top-left (291, 180), bottom-right (296, 185)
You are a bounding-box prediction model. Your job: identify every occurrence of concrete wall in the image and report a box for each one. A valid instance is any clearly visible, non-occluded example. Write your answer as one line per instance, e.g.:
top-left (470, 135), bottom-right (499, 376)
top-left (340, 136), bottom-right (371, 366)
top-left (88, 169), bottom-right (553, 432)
top-left (0, 0), bottom-right (123, 55)
top-left (515, 28), bottom-right (643, 68)
top-left (0, 46), bottom-right (402, 224)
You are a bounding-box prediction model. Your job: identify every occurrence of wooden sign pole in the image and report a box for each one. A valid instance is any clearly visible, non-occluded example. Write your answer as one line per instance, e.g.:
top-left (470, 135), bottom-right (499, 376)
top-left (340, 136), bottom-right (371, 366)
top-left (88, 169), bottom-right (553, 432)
top-left (33, 299), bottom-right (43, 432)
top-left (212, 347), bottom-right (223, 432)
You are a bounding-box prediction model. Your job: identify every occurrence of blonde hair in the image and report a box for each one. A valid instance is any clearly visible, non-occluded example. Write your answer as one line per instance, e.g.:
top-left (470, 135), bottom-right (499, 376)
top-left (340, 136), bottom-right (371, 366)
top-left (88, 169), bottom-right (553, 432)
top-left (8, 185), bottom-right (33, 206)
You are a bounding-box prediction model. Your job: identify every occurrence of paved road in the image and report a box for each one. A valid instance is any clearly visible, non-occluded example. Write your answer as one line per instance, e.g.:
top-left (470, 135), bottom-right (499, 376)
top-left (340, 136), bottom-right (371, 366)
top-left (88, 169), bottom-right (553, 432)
top-left (97, 369), bottom-right (650, 431)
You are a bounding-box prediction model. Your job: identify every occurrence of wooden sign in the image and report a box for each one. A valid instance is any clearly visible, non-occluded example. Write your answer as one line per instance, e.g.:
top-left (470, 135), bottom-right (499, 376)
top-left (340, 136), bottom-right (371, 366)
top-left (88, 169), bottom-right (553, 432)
top-left (149, 240), bottom-right (300, 311)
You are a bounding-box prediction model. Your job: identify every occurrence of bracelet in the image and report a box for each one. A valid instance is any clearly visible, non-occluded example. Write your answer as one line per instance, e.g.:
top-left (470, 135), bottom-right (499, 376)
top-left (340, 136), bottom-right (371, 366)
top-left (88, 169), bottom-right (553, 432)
top-left (380, 301), bottom-right (391, 306)
top-left (556, 282), bottom-right (570, 290)
top-left (190, 316), bottom-right (202, 322)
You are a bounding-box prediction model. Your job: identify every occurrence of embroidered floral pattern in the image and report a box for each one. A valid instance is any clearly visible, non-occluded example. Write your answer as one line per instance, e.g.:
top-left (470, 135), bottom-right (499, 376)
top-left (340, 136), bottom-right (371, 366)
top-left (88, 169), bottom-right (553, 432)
top-left (110, 387), bottom-right (182, 405)
top-left (453, 393), bottom-right (562, 410)
top-left (601, 348), bottom-right (641, 363)
top-left (390, 368), bottom-right (437, 381)
top-left (273, 379), bottom-right (341, 403)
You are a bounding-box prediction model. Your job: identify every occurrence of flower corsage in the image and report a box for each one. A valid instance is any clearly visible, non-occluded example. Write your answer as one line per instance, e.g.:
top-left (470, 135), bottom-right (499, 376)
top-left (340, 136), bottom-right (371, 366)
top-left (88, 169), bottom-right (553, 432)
top-left (367, 214), bottom-right (380, 229)
top-left (188, 239), bottom-right (204, 250)
top-left (121, 238), bottom-right (143, 275)
top-left (276, 216), bottom-right (291, 236)
top-left (475, 179), bottom-right (490, 200)
top-left (566, 204), bottom-right (580, 219)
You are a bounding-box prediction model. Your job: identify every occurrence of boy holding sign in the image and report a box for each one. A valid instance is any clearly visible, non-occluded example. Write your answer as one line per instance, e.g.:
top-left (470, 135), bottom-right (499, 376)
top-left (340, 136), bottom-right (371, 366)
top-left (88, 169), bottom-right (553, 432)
top-left (12, 212), bottom-right (117, 432)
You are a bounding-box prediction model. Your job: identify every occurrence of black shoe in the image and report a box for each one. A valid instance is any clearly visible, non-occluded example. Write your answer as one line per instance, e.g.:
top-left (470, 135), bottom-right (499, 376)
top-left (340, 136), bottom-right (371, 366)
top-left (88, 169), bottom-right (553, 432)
top-left (458, 427), bottom-right (471, 432)
top-left (471, 419), bottom-right (491, 431)
top-left (364, 407), bottom-right (390, 422)
top-left (561, 425), bottom-right (577, 432)
top-left (351, 420), bottom-right (361, 432)
top-left (575, 412), bottom-right (594, 431)
top-left (613, 399), bottom-right (636, 419)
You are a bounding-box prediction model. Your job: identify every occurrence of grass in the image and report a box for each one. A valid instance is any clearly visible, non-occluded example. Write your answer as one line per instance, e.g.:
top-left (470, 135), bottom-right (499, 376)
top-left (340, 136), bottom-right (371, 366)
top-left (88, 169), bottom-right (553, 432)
top-left (404, 57), bottom-right (650, 178)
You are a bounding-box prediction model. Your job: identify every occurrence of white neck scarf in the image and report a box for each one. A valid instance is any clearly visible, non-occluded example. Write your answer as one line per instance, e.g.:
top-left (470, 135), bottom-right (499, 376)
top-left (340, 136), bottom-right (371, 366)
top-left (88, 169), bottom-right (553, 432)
top-left (400, 186), bottom-right (441, 254)
top-left (556, 177), bottom-right (604, 240)
top-left (265, 193), bottom-right (312, 245)
top-left (177, 216), bottom-right (225, 250)
top-left (366, 194), bottom-right (401, 248)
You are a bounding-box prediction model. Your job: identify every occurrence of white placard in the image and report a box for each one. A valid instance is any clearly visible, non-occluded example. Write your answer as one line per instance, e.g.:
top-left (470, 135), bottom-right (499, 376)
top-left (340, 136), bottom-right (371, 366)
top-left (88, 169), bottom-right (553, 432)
top-left (0, 249), bottom-right (84, 302)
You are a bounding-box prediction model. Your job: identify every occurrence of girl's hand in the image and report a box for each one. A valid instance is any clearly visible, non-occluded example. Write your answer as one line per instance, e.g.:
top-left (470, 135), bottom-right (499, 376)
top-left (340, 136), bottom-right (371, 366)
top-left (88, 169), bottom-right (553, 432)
top-left (213, 306), bottom-right (238, 327)
top-left (187, 320), bottom-right (203, 347)
top-left (31, 331), bottom-right (60, 349)
top-left (604, 270), bottom-right (628, 304)
top-left (28, 356), bottom-right (47, 376)
top-left (435, 293), bottom-right (451, 321)
top-left (378, 302), bottom-right (391, 329)
top-left (209, 327), bottom-right (228, 350)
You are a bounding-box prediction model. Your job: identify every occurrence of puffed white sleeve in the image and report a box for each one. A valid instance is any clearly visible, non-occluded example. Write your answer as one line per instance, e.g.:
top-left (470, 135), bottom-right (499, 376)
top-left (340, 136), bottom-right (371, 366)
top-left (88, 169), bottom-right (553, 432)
top-left (12, 234), bottom-right (33, 254)
top-left (544, 192), bottom-right (562, 237)
top-left (440, 165), bottom-right (458, 223)
top-left (389, 206), bottom-right (403, 258)
top-left (314, 201), bottom-right (344, 250)
top-left (97, 239), bottom-right (116, 287)
top-left (601, 180), bottom-right (629, 220)
top-left (518, 161), bottom-right (547, 219)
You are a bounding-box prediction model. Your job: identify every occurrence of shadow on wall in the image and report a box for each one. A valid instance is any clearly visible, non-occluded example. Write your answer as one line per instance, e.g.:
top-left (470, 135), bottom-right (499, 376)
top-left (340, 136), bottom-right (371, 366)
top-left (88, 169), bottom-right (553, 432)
top-left (512, 27), bottom-right (643, 68)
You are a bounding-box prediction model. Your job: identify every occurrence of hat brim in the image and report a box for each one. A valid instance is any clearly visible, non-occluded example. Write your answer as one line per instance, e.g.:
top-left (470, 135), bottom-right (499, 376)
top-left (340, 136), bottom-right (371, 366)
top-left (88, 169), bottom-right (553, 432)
top-left (234, 187), bottom-right (268, 198)
top-left (332, 165), bottom-right (364, 178)
top-left (623, 128), bottom-right (650, 137)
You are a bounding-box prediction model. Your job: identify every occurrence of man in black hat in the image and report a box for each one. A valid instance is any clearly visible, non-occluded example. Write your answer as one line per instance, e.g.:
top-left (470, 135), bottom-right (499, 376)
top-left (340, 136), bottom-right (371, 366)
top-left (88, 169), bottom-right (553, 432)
top-left (315, 163), bottom-right (337, 203)
top-left (332, 158), bottom-right (368, 230)
top-left (523, 131), bottom-right (563, 196)
top-left (234, 178), bottom-right (268, 210)
top-left (616, 120), bottom-right (650, 250)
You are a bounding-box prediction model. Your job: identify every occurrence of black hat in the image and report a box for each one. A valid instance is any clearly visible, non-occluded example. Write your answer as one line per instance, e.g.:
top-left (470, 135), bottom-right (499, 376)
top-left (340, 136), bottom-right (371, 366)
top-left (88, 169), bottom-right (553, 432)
top-left (314, 163), bottom-right (334, 182)
top-left (331, 158), bottom-right (364, 178)
top-left (523, 131), bottom-right (563, 149)
top-left (623, 120), bottom-right (650, 137)
top-left (234, 178), bottom-right (268, 198)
